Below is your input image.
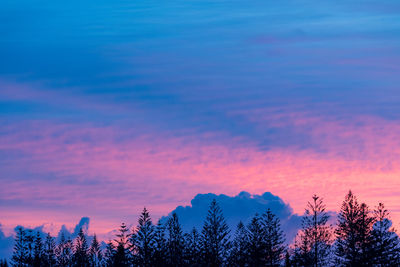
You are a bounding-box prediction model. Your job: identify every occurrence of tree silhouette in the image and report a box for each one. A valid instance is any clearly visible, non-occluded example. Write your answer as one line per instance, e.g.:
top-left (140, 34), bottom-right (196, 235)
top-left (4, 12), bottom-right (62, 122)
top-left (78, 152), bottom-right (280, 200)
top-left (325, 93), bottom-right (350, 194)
top-left (152, 220), bottom-right (167, 267)
top-left (24, 230), bottom-right (34, 266)
top-left (33, 231), bottom-right (44, 267)
top-left (183, 228), bottom-right (201, 266)
top-left (7, 192), bottom-right (400, 267)
top-left (335, 191), bottom-right (375, 266)
top-left (166, 213), bottom-right (184, 266)
top-left (370, 203), bottom-right (400, 265)
top-left (89, 234), bottom-right (102, 267)
top-left (228, 221), bottom-right (249, 266)
top-left (43, 233), bottom-right (56, 267)
top-left (132, 207), bottom-right (155, 267)
top-left (11, 227), bottom-right (27, 267)
top-left (73, 228), bottom-right (89, 267)
top-left (200, 199), bottom-right (230, 267)
top-left (262, 209), bottom-right (286, 267)
top-left (114, 223), bottom-right (130, 267)
top-left (247, 214), bottom-right (266, 266)
top-left (56, 232), bottom-right (73, 267)
top-left (103, 241), bottom-right (115, 267)
top-left (296, 195), bottom-right (332, 266)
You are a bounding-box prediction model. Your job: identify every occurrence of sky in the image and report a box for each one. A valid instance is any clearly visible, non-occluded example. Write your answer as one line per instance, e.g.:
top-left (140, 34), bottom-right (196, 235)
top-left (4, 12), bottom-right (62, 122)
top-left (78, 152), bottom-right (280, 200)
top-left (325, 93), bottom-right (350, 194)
top-left (1, 0), bottom-right (400, 250)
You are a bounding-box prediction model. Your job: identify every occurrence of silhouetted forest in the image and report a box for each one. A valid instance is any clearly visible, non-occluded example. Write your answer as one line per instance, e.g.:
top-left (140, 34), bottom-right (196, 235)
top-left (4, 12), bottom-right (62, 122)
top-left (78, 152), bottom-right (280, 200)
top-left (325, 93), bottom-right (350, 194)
top-left (3, 191), bottom-right (400, 267)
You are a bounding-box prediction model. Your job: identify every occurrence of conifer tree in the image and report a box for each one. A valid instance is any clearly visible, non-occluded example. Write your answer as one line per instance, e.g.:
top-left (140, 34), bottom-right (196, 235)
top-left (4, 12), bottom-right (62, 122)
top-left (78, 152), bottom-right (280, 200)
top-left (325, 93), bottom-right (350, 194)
top-left (89, 234), bottom-right (102, 267)
top-left (11, 227), bottom-right (27, 267)
top-left (247, 214), bottom-right (266, 266)
top-left (370, 203), bottom-right (400, 265)
top-left (43, 233), bottom-right (57, 267)
top-left (33, 231), bottom-right (44, 267)
top-left (56, 232), bottom-right (73, 267)
top-left (24, 230), bottom-right (34, 266)
top-left (297, 195), bottom-right (332, 266)
top-left (335, 191), bottom-right (375, 266)
top-left (200, 199), bottom-right (231, 267)
top-left (73, 228), bottom-right (89, 267)
top-left (152, 221), bottom-right (167, 267)
top-left (132, 207), bottom-right (155, 267)
top-left (262, 209), bottom-right (286, 267)
top-left (103, 241), bottom-right (115, 267)
top-left (114, 223), bottom-right (130, 267)
top-left (228, 221), bottom-right (249, 267)
top-left (184, 228), bottom-right (201, 266)
top-left (166, 213), bottom-right (184, 267)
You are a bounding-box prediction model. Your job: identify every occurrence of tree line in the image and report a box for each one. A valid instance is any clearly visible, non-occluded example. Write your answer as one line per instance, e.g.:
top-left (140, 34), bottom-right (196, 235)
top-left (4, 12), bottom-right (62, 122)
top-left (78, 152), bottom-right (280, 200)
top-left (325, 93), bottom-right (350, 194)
top-left (4, 190), bottom-right (400, 267)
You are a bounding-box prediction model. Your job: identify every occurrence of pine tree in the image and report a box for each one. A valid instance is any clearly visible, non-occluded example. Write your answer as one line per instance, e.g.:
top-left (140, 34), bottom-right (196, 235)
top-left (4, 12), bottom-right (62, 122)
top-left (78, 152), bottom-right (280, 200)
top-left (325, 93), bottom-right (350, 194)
top-left (184, 228), bottom-right (201, 266)
top-left (370, 203), bottom-right (400, 265)
top-left (114, 223), bottom-right (130, 267)
top-left (33, 231), bottom-right (44, 267)
top-left (297, 195), bottom-right (332, 266)
top-left (73, 228), bottom-right (89, 267)
top-left (56, 232), bottom-right (73, 267)
top-left (166, 213), bottom-right (184, 267)
top-left (24, 230), bottom-right (34, 266)
top-left (200, 199), bottom-right (231, 267)
top-left (262, 209), bottom-right (286, 267)
top-left (247, 214), bottom-right (266, 266)
top-left (228, 221), bottom-right (249, 267)
top-left (335, 191), bottom-right (375, 266)
top-left (43, 233), bottom-right (57, 267)
top-left (293, 231), bottom-right (313, 266)
top-left (103, 241), bottom-right (115, 267)
top-left (11, 227), bottom-right (27, 267)
top-left (132, 207), bottom-right (155, 267)
top-left (152, 221), bottom-right (167, 267)
top-left (89, 234), bottom-right (102, 267)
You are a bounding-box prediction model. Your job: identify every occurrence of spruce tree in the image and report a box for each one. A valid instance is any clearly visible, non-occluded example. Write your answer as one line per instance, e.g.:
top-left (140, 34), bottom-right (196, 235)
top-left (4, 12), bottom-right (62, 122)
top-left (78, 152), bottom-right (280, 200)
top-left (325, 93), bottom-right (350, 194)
top-left (73, 228), bottom-right (89, 267)
top-left (133, 207), bottom-right (155, 267)
top-left (297, 195), bottom-right (332, 266)
top-left (335, 191), bottom-right (375, 266)
top-left (43, 233), bottom-right (56, 267)
top-left (89, 234), bottom-right (102, 267)
top-left (11, 227), bottom-right (27, 267)
top-left (262, 209), bottom-right (286, 267)
top-left (370, 203), bottom-right (400, 265)
top-left (228, 221), bottom-right (249, 267)
top-left (184, 228), bottom-right (201, 266)
top-left (166, 213), bottom-right (184, 267)
top-left (200, 199), bottom-right (231, 267)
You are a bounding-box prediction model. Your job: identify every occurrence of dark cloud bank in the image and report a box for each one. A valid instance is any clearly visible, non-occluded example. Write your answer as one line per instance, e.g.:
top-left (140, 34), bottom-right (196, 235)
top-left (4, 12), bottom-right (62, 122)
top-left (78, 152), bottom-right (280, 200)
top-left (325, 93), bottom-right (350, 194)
top-left (166, 191), bottom-right (301, 242)
top-left (0, 192), bottom-right (302, 260)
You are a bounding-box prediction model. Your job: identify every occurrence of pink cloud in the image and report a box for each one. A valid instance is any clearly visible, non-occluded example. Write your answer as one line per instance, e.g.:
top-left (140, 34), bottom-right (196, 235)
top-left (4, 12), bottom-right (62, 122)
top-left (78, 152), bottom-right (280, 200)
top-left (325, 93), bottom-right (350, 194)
top-left (1, 113), bottom-right (400, 236)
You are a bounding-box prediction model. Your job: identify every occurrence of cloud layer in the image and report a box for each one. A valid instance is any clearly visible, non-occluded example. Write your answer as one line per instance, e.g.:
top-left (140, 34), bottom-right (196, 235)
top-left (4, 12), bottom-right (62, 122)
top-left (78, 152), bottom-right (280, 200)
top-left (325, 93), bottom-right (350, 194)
top-left (1, 0), bottom-right (400, 252)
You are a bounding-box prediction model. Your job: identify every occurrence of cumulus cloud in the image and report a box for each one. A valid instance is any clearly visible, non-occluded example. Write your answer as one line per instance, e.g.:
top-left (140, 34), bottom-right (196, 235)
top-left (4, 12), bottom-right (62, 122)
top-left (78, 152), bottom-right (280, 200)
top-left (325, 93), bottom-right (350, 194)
top-left (166, 191), bottom-right (302, 243)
